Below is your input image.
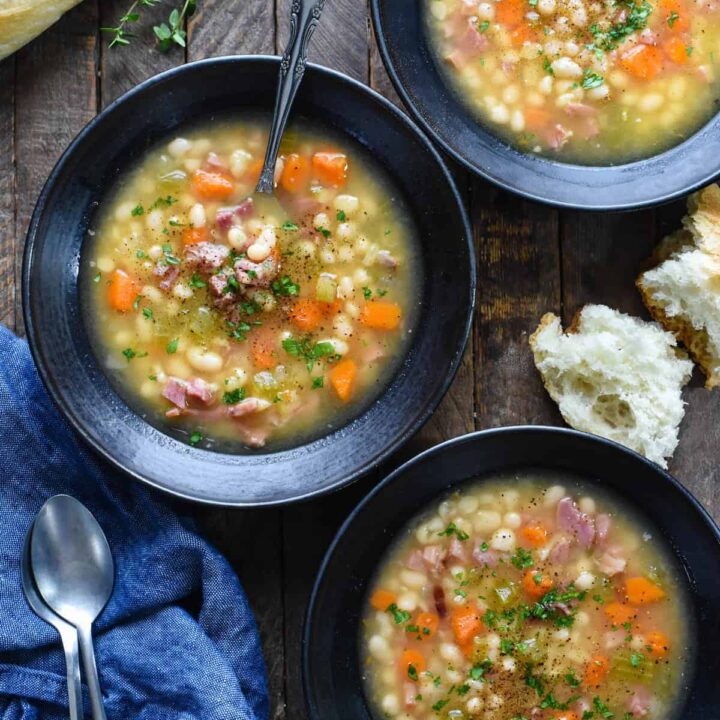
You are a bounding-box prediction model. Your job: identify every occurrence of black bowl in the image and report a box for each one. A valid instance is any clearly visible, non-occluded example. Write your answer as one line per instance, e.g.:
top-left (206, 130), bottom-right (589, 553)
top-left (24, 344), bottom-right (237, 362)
top-left (303, 426), bottom-right (720, 718)
top-left (22, 56), bottom-right (474, 507)
top-left (371, 0), bottom-right (720, 210)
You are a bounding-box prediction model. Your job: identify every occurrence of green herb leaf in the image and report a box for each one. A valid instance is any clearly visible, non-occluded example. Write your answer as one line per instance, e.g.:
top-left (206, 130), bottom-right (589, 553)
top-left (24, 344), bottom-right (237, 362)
top-left (438, 522), bottom-right (469, 541)
top-left (387, 603), bottom-right (411, 624)
top-left (315, 226), bottom-right (331, 238)
top-left (282, 221), bottom-right (299, 231)
top-left (511, 547), bottom-right (534, 570)
top-left (407, 664), bottom-right (418, 681)
top-left (312, 376), bottom-right (324, 389)
top-left (271, 275), bottom-right (300, 297)
top-left (131, 204), bottom-right (144, 216)
top-left (142, 307), bottom-right (153, 320)
top-left (189, 273), bottom-right (207, 288)
top-left (581, 69), bottom-right (604, 89)
top-left (336, 210), bottom-right (347, 221)
top-left (223, 388), bottom-right (247, 405)
top-left (166, 338), bottom-right (179, 354)
top-left (189, 430), bottom-right (202, 446)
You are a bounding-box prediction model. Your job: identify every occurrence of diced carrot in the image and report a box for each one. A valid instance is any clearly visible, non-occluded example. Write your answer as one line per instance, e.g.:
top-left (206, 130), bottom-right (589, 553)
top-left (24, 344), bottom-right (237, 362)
top-left (520, 524), bottom-right (548, 547)
top-left (370, 589), bottom-right (397, 611)
top-left (244, 157), bottom-right (265, 183)
top-left (107, 269), bottom-right (139, 312)
top-left (288, 298), bottom-right (338, 332)
top-left (495, 0), bottom-right (525, 26)
top-left (663, 35), bottom-right (690, 64)
top-left (250, 326), bottom-right (278, 370)
top-left (280, 153), bottom-right (311, 194)
top-left (450, 605), bottom-right (483, 646)
top-left (621, 44), bottom-right (664, 80)
top-left (661, 0), bottom-right (689, 32)
top-left (510, 23), bottom-right (539, 47)
top-left (329, 359), bottom-right (357, 402)
top-left (553, 713), bottom-right (580, 720)
top-left (312, 151), bottom-right (348, 188)
top-left (625, 577), bottom-right (666, 605)
top-left (604, 602), bottom-right (637, 626)
top-left (182, 226), bottom-right (209, 245)
top-left (401, 649), bottom-right (426, 678)
top-left (524, 107), bottom-right (551, 131)
top-left (359, 301), bottom-right (402, 331)
top-left (646, 631), bottom-right (670, 658)
top-left (191, 169), bottom-right (234, 200)
top-left (522, 570), bottom-right (553, 600)
top-left (583, 654), bottom-right (610, 687)
top-left (416, 612), bottom-right (440, 638)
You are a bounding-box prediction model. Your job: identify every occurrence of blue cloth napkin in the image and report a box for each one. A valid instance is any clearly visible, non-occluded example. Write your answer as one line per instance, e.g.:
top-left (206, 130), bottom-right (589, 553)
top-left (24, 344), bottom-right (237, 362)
top-left (0, 326), bottom-right (268, 719)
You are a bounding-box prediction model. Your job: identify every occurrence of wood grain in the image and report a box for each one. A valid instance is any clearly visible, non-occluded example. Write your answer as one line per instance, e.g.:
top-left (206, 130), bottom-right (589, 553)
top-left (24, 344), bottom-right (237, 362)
top-left (276, 0), bottom-right (369, 81)
top-left (13, 1), bottom-right (98, 335)
top-left (100, 0), bottom-right (181, 105)
top-left (0, 57), bottom-right (15, 331)
top-left (473, 182), bottom-right (563, 428)
top-left (189, 0), bottom-right (275, 60)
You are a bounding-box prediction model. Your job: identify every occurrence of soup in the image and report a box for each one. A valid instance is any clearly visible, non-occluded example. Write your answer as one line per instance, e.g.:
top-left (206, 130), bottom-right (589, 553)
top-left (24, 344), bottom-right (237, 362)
top-left (362, 472), bottom-right (690, 719)
top-left (84, 119), bottom-right (418, 451)
top-left (426, 0), bottom-right (720, 163)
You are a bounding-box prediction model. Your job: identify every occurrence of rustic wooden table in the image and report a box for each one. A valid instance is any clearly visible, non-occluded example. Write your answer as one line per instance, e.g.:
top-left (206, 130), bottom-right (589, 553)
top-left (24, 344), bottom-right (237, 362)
top-left (2, 1), bottom-right (719, 717)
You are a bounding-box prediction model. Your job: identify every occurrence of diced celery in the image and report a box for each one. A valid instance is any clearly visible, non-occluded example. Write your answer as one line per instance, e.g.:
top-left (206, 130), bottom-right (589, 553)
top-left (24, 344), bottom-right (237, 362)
top-left (316, 273), bottom-right (337, 303)
top-left (610, 650), bottom-right (655, 683)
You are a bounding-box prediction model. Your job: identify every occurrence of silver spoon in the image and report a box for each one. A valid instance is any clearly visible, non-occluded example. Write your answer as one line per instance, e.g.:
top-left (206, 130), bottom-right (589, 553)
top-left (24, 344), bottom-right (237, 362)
top-left (31, 495), bottom-right (114, 720)
top-left (256, 0), bottom-right (326, 194)
top-left (21, 522), bottom-right (84, 720)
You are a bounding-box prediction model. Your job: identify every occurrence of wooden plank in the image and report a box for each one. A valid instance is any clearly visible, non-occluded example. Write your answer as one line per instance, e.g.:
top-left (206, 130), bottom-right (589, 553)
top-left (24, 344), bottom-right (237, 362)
top-left (13, 1), bottom-right (99, 335)
top-left (188, 0), bottom-right (275, 59)
top-left (184, 3), bottom-right (286, 717)
top-left (99, 0), bottom-right (181, 105)
top-left (0, 57), bottom-right (15, 331)
top-left (276, 0), bottom-right (369, 80)
top-left (473, 183), bottom-right (562, 428)
top-left (560, 206), bottom-right (720, 521)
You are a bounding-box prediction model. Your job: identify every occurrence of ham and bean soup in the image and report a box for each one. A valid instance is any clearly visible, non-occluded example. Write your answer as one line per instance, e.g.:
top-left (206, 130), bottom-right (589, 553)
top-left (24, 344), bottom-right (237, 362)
top-left (426, 0), bottom-right (720, 162)
top-left (362, 473), bottom-right (690, 720)
top-left (84, 120), bottom-right (417, 450)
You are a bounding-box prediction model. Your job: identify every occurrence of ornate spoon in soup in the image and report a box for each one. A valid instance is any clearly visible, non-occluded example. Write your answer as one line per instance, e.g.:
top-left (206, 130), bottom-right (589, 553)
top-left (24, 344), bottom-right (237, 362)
top-left (256, 0), bottom-right (327, 195)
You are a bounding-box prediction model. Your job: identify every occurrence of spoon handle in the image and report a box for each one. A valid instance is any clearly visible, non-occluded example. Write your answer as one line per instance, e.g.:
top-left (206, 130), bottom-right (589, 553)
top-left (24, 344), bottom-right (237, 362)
top-left (255, 0), bottom-right (326, 194)
top-left (58, 624), bottom-right (84, 720)
top-left (77, 622), bottom-right (106, 720)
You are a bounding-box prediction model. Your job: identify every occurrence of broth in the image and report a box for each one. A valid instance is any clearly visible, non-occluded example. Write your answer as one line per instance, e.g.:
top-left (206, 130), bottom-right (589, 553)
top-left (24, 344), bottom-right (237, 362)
top-left (83, 118), bottom-right (419, 451)
top-left (426, 0), bottom-right (720, 163)
top-left (362, 470), bottom-right (691, 719)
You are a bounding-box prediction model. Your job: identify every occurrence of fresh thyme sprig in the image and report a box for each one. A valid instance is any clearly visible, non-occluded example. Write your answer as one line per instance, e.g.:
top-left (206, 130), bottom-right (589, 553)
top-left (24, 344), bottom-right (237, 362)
top-left (101, 0), bottom-right (198, 52)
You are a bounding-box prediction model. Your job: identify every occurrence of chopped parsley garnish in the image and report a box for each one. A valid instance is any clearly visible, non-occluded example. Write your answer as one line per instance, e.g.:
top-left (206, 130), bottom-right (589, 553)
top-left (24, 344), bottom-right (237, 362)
top-left (630, 652), bottom-right (644, 667)
top-left (591, 0), bottom-right (653, 50)
top-left (469, 660), bottom-right (492, 681)
top-left (667, 10), bottom-right (679, 26)
top-left (148, 374), bottom-right (157, 381)
top-left (315, 226), bottom-right (331, 238)
top-left (456, 684), bottom-right (471, 695)
top-left (479, 541), bottom-right (489, 552)
top-left (223, 388), bottom-right (247, 405)
top-left (188, 430), bottom-right (202, 447)
top-left (189, 273), bottom-right (207, 288)
top-left (377, 288), bottom-right (388, 297)
top-left (431, 699), bottom-right (449, 713)
top-left (122, 348), bottom-right (137, 361)
top-left (162, 243), bottom-right (181, 265)
top-left (136, 249), bottom-right (145, 258)
top-left (312, 376), bottom-right (324, 389)
top-left (142, 307), bottom-right (153, 320)
top-left (524, 663), bottom-right (545, 695)
top-left (132, 294), bottom-right (142, 312)
top-left (407, 664), bottom-right (418, 681)
top-left (93, 272), bottom-right (102, 282)
top-left (686, 45), bottom-right (693, 56)
top-left (454, 588), bottom-right (467, 598)
top-left (150, 195), bottom-right (177, 210)
top-left (387, 603), bottom-right (411, 624)
top-left (511, 547), bottom-right (534, 570)
top-left (500, 638), bottom-right (515, 654)
top-left (565, 671), bottom-right (581, 687)
top-left (362, 287), bottom-right (373, 300)
top-left (166, 338), bottom-right (179, 354)
top-left (282, 221), bottom-right (299, 231)
top-left (582, 69), bottom-right (604, 89)
top-left (592, 594), bottom-right (605, 604)
top-left (543, 56), bottom-right (554, 75)
top-left (405, 624), bottom-right (419, 633)
top-left (282, 336), bottom-right (340, 371)
top-left (478, 19), bottom-right (490, 31)
top-left (593, 696), bottom-right (614, 719)
top-left (336, 210), bottom-right (347, 221)
top-left (227, 320), bottom-right (252, 342)
top-left (271, 275), bottom-right (300, 296)
top-left (438, 522), bottom-right (469, 541)
top-left (168, 219), bottom-right (185, 227)
top-left (131, 204), bottom-right (144, 216)
top-left (224, 275), bottom-right (241, 294)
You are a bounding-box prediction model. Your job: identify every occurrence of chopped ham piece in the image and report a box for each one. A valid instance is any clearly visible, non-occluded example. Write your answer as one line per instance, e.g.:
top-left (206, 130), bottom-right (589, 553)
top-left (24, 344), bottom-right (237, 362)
top-left (595, 546), bottom-right (627, 576)
top-left (564, 102), bottom-right (598, 117)
top-left (377, 250), bottom-right (399, 268)
top-left (627, 686), bottom-right (652, 716)
top-left (472, 542), bottom-right (499, 568)
top-left (422, 545), bottom-right (447, 576)
top-left (604, 628), bottom-right (627, 650)
top-left (153, 263), bottom-right (180, 291)
top-left (206, 151), bottom-right (228, 170)
top-left (445, 19), bottom-right (489, 68)
top-left (546, 124), bottom-right (573, 150)
top-left (235, 254), bottom-right (279, 288)
top-left (162, 377), bottom-right (187, 409)
top-left (184, 242), bottom-right (230, 272)
top-left (186, 377), bottom-right (214, 404)
top-left (639, 28), bottom-right (659, 44)
top-left (403, 683), bottom-right (417, 709)
top-left (215, 199), bottom-right (255, 231)
top-left (557, 497), bottom-right (595, 548)
top-left (448, 536), bottom-right (469, 563)
top-left (549, 536), bottom-right (571, 564)
top-left (234, 423), bottom-right (271, 448)
top-left (227, 397), bottom-right (271, 418)
top-left (406, 550), bottom-right (425, 571)
top-left (595, 514), bottom-right (612, 546)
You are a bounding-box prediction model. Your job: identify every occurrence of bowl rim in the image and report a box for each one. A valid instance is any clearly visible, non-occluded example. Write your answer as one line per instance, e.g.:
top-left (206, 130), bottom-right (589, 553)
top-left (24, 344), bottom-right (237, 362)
top-left (301, 424), bottom-right (720, 716)
top-left (21, 54), bottom-right (476, 508)
top-left (370, 0), bottom-right (720, 211)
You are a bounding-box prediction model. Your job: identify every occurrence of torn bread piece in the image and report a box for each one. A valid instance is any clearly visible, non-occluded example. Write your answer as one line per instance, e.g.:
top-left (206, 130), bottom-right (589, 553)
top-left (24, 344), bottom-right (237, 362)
top-left (638, 183), bottom-right (720, 388)
top-left (530, 304), bottom-right (693, 468)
